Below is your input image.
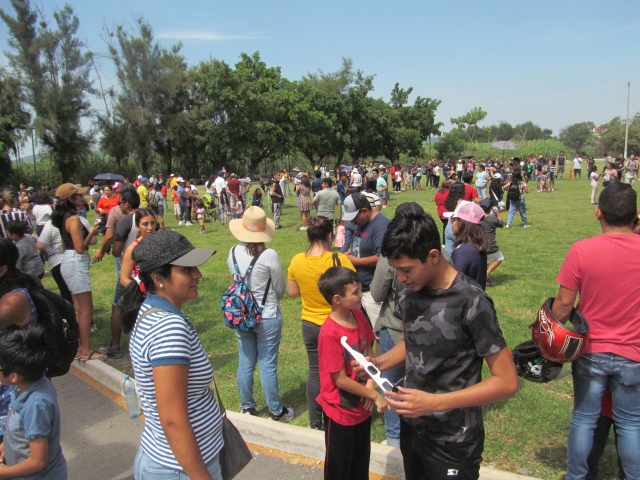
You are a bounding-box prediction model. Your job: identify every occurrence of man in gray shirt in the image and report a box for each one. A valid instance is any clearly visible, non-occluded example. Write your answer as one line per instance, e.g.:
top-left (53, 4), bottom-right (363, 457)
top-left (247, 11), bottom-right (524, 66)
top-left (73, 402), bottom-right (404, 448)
top-left (311, 178), bottom-right (341, 220)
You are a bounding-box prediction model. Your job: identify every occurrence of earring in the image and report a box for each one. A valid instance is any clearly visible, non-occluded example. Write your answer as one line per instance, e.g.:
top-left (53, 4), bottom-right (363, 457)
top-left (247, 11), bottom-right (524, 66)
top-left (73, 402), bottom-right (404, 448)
top-left (159, 283), bottom-right (164, 288)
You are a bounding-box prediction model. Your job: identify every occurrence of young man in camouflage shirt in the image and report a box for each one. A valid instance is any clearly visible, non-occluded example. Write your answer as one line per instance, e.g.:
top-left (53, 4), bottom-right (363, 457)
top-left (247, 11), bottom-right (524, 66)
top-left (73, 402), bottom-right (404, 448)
top-left (358, 209), bottom-right (518, 480)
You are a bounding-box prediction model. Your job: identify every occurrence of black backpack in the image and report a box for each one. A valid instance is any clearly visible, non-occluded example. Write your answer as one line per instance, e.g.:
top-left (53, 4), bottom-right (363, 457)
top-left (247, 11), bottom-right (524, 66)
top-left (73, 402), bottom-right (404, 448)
top-left (11, 287), bottom-right (80, 377)
top-left (507, 183), bottom-right (521, 202)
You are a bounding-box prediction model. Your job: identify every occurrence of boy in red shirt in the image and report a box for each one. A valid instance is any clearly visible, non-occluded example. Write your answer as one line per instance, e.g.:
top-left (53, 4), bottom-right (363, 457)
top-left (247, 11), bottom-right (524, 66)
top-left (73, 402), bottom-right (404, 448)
top-left (317, 266), bottom-right (389, 480)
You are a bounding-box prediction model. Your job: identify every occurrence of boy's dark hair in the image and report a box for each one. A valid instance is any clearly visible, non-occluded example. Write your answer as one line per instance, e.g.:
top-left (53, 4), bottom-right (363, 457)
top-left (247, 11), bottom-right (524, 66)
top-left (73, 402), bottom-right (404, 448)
top-left (0, 326), bottom-right (50, 381)
top-left (318, 266), bottom-right (360, 305)
top-left (462, 172), bottom-right (473, 184)
top-left (120, 189), bottom-right (141, 209)
top-left (598, 181), bottom-right (638, 227)
top-left (5, 220), bottom-right (26, 237)
top-left (35, 190), bottom-right (50, 205)
top-left (322, 177), bottom-right (333, 188)
top-left (372, 168), bottom-right (379, 174)
top-left (366, 179), bottom-right (377, 192)
top-left (315, 170), bottom-right (322, 178)
top-left (381, 210), bottom-right (440, 263)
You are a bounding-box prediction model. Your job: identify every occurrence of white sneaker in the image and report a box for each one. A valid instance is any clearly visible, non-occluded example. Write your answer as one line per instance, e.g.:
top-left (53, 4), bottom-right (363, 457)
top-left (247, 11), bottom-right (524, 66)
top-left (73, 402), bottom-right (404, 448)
top-left (524, 224), bottom-right (530, 228)
top-left (178, 221), bottom-right (185, 226)
top-left (300, 226), bottom-right (307, 231)
top-left (506, 224), bottom-right (511, 229)
top-left (185, 222), bottom-right (194, 226)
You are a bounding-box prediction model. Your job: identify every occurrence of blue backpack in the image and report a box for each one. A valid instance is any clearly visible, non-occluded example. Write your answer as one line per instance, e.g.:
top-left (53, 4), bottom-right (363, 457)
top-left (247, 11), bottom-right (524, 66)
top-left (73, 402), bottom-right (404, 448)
top-left (221, 247), bottom-right (271, 332)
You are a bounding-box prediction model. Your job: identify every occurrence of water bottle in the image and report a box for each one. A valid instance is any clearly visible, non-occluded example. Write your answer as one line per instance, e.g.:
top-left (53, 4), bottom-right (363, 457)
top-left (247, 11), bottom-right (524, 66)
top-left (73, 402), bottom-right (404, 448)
top-left (123, 375), bottom-right (141, 419)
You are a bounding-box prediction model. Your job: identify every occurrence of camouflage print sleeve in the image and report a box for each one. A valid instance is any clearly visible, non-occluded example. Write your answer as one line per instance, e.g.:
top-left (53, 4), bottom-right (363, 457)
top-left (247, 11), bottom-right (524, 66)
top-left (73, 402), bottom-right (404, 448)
top-left (463, 294), bottom-right (508, 358)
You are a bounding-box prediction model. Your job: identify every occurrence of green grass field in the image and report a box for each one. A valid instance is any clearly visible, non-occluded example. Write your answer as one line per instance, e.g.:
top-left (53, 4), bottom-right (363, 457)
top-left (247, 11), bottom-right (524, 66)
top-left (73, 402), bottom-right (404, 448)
top-left (48, 171), bottom-right (635, 479)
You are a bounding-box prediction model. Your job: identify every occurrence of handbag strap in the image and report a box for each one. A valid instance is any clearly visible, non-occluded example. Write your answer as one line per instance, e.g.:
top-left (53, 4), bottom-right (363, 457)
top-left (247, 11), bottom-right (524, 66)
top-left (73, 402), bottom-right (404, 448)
top-left (131, 307), bottom-right (164, 343)
top-left (332, 252), bottom-right (341, 267)
top-left (212, 374), bottom-right (227, 417)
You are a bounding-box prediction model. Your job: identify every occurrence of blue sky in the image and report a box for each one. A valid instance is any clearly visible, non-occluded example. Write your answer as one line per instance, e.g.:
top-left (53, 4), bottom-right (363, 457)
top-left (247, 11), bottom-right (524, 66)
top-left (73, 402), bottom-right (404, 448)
top-left (1, 0), bottom-right (639, 136)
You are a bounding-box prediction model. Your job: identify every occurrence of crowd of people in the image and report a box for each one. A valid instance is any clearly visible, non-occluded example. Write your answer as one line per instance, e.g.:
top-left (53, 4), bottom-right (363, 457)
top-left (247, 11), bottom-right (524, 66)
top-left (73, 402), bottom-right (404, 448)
top-left (0, 150), bottom-right (637, 480)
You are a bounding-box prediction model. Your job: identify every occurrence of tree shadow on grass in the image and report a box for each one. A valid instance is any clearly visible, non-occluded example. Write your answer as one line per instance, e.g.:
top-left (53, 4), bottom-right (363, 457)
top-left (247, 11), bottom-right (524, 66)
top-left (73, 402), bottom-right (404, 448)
top-left (482, 397), bottom-right (512, 414)
top-left (535, 444), bottom-right (567, 471)
top-left (537, 439), bottom-right (622, 479)
top-left (209, 351), bottom-right (240, 371)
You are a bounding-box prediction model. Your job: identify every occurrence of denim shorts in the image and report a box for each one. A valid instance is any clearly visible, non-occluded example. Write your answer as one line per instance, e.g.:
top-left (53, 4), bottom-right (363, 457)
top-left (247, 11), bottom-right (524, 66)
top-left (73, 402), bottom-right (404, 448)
top-left (60, 250), bottom-right (92, 294)
top-left (134, 448), bottom-right (222, 480)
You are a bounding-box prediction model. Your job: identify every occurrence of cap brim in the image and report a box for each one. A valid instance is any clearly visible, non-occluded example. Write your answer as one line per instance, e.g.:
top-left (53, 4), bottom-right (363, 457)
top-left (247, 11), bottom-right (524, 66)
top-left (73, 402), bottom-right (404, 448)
top-left (443, 211), bottom-right (456, 218)
top-left (228, 218), bottom-right (275, 243)
top-left (342, 210), bottom-right (359, 222)
top-left (171, 248), bottom-right (216, 267)
top-left (76, 187), bottom-right (89, 195)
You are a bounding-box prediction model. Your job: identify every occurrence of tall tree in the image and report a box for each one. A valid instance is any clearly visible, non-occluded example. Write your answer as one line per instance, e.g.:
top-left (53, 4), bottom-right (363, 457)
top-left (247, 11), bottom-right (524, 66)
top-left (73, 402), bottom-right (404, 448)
top-left (194, 52), bottom-right (294, 173)
top-left (435, 129), bottom-right (466, 160)
top-left (450, 107), bottom-right (487, 142)
top-left (0, 69), bottom-right (31, 182)
top-left (513, 121), bottom-right (552, 141)
top-left (105, 19), bottom-right (194, 175)
top-left (1, 1), bottom-right (94, 182)
top-left (559, 121), bottom-right (594, 153)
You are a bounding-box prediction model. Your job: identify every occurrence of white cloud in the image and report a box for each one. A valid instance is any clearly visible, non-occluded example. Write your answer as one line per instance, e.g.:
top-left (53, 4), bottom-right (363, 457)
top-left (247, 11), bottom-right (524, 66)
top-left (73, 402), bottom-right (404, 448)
top-left (157, 30), bottom-right (264, 41)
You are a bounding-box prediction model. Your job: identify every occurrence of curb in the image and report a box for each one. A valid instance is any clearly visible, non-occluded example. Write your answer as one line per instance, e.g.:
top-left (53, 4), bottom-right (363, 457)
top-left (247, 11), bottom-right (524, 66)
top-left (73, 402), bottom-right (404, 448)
top-left (73, 359), bottom-right (539, 480)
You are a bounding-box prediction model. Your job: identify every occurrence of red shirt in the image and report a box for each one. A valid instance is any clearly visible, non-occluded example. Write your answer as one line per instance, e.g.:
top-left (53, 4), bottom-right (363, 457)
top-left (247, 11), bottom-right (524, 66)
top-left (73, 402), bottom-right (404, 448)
top-left (227, 178), bottom-right (241, 197)
top-left (317, 310), bottom-right (376, 426)
top-left (434, 190), bottom-right (450, 220)
top-left (556, 233), bottom-right (640, 362)
top-left (96, 195), bottom-right (120, 215)
top-left (463, 184), bottom-right (478, 202)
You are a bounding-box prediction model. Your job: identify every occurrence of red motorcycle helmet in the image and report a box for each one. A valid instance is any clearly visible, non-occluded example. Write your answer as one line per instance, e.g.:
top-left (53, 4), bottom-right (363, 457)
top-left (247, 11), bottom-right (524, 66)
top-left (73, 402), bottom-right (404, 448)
top-left (530, 298), bottom-right (589, 363)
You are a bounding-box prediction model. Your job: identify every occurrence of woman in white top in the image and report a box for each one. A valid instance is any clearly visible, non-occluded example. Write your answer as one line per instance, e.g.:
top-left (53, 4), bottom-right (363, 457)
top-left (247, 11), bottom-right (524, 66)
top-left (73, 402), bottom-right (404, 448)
top-left (35, 221), bottom-right (71, 303)
top-left (227, 207), bottom-right (291, 421)
top-left (32, 191), bottom-right (53, 236)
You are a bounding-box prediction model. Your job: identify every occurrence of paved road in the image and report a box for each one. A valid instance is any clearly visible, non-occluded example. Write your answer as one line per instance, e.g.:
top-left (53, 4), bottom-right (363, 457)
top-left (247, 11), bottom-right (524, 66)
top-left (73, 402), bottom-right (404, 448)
top-left (53, 371), bottom-right (325, 480)
top-left (54, 369), bottom-right (504, 480)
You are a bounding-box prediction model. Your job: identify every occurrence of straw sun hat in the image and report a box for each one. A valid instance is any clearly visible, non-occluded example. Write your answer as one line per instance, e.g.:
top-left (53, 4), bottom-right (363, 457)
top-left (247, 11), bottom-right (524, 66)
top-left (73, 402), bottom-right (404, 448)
top-left (229, 206), bottom-right (275, 243)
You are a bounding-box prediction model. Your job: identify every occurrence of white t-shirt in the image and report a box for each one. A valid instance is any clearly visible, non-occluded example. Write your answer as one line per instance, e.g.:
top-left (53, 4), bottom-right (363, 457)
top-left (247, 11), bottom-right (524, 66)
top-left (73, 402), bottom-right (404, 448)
top-left (214, 177), bottom-right (226, 194)
top-left (32, 204), bottom-right (53, 226)
top-left (573, 157), bottom-right (582, 169)
top-left (590, 171), bottom-right (600, 185)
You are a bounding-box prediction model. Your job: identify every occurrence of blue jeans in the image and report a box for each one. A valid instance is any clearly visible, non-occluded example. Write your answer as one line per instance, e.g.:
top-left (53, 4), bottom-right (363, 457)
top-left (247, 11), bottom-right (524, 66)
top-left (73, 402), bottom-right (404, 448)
top-left (379, 328), bottom-right (406, 446)
top-left (235, 311), bottom-right (284, 415)
top-left (566, 353), bottom-right (640, 480)
top-left (507, 199), bottom-right (528, 226)
top-left (134, 448), bottom-right (221, 479)
top-left (476, 186), bottom-right (486, 198)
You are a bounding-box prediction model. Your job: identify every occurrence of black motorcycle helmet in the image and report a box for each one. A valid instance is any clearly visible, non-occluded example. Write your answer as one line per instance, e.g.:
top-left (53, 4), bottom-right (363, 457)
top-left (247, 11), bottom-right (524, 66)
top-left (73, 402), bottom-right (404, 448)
top-left (512, 340), bottom-right (569, 383)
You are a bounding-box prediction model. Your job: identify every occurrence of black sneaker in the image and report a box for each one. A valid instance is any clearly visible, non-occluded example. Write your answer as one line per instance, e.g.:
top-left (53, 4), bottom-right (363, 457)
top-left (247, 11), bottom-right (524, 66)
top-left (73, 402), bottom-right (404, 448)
top-left (98, 346), bottom-right (124, 359)
top-left (268, 406), bottom-right (294, 422)
top-left (242, 407), bottom-right (258, 416)
top-left (310, 422), bottom-right (323, 431)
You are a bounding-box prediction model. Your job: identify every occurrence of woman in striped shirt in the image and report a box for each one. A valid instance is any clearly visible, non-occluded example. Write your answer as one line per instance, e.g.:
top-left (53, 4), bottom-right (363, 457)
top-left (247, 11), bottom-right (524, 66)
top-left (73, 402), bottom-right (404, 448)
top-left (119, 230), bottom-right (222, 479)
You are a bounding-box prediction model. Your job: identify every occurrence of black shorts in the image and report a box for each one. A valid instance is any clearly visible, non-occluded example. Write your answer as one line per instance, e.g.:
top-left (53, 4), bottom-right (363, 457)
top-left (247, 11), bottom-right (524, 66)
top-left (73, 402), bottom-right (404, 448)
top-left (400, 420), bottom-right (484, 480)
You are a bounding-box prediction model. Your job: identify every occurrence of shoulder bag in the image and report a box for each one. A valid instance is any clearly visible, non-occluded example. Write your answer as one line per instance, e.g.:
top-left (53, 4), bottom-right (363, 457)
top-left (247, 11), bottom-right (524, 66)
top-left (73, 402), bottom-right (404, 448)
top-left (213, 376), bottom-right (253, 479)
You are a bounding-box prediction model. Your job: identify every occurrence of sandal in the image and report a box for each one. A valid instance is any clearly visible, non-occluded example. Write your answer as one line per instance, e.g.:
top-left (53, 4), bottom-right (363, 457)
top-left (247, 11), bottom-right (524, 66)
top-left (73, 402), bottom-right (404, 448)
top-left (80, 351), bottom-right (107, 362)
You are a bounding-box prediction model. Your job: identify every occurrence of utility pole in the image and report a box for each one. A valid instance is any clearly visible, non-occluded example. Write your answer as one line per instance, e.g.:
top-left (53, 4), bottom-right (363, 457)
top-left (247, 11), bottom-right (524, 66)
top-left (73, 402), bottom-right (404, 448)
top-left (624, 82), bottom-right (630, 159)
